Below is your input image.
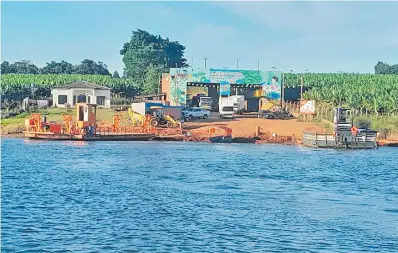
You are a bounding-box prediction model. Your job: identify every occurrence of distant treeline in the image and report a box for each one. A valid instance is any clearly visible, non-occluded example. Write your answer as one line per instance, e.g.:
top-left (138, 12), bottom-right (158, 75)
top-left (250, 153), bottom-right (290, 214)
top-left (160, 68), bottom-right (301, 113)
top-left (374, 61), bottom-right (398, 75)
top-left (1, 59), bottom-right (121, 77)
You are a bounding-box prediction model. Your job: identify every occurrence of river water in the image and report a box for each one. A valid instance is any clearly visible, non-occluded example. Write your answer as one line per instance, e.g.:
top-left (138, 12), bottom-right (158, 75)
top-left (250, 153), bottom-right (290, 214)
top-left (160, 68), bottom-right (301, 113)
top-left (1, 138), bottom-right (398, 252)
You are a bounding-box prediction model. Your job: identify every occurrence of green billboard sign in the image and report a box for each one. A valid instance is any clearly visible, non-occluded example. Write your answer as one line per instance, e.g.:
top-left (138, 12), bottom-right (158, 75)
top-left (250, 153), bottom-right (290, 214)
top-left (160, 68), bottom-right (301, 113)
top-left (168, 68), bottom-right (282, 105)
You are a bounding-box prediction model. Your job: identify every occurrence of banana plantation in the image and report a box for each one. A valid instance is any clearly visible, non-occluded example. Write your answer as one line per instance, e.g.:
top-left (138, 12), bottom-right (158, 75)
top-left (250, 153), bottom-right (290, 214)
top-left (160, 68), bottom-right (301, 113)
top-left (285, 73), bottom-right (398, 115)
top-left (1, 73), bottom-right (398, 114)
top-left (0, 74), bottom-right (138, 100)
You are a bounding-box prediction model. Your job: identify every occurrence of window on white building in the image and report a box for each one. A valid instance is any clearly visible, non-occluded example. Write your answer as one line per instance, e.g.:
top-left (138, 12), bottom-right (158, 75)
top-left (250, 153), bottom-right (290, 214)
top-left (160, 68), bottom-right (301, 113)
top-left (58, 95), bottom-right (67, 104)
top-left (97, 96), bottom-right (105, 105)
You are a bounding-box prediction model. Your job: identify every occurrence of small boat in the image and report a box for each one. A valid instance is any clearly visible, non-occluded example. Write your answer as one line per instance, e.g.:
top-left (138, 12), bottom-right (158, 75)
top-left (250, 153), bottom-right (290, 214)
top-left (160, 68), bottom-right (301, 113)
top-left (208, 126), bottom-right (233, 143)
top-left (210, 135), bottom-right (233, 143)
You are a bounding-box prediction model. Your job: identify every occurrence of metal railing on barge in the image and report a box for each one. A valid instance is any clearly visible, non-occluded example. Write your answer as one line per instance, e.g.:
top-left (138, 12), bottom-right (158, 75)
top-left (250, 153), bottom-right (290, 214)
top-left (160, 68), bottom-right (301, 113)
top-left (94, 126), bottom-right (157, 136)
top-left (303, 131), bottom-right (378, 149)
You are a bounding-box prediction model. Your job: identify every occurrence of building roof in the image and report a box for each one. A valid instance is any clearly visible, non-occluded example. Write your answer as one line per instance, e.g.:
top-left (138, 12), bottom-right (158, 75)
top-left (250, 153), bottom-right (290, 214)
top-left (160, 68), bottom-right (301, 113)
top-left (53, 81), bottom-right (111, 90)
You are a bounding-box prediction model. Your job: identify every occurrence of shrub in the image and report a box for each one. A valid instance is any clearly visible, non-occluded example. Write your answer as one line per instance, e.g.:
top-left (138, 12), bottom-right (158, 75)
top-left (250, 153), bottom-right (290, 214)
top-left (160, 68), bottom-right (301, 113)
top-left (354, 117), bottom-right (371, 129)
top-left (15, 111), bottom-right (28, 118)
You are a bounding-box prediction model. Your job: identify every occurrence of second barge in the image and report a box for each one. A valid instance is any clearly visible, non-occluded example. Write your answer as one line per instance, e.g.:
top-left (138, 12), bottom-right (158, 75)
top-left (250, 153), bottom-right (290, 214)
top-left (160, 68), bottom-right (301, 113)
top-left (302, 108), bottom-right (378, 149)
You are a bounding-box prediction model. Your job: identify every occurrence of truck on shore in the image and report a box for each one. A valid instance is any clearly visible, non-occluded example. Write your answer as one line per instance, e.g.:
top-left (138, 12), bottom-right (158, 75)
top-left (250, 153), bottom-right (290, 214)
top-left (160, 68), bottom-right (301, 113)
top-left (229, 95), bottom-right (245, 114)
top-left (199, 96), bottom-right (213, 111)
top-left (219, 96), bottom-right (235, 119)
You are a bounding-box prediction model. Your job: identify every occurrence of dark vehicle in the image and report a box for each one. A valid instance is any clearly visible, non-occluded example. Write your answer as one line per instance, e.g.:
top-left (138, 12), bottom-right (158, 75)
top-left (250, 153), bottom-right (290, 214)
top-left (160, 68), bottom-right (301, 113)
top-left (209, 136), bottom-right (233, 143)
top-left (260, 109), bottom-right (294, 120)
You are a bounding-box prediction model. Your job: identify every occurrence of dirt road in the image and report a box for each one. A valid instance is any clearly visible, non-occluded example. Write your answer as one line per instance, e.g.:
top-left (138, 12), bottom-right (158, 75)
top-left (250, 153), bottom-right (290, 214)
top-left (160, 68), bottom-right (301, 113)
top-left (183, 113), bottom-right (326, 140)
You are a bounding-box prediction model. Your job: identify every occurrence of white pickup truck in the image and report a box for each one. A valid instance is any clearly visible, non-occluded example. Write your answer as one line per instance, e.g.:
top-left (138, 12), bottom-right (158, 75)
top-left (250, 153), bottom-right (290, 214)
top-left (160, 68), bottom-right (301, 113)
top-left (182, 107), bottom-right (211, 121)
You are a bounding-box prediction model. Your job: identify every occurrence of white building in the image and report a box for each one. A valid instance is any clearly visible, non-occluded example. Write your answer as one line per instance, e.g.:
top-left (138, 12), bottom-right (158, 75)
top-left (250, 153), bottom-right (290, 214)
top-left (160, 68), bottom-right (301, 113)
top-left (51, 81), bottom-right (111, 108)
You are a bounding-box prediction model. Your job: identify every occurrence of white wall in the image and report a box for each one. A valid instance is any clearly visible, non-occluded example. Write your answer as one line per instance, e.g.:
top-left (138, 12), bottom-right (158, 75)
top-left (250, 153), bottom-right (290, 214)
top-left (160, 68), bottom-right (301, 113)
top-left (94, 89), bottom-right (111, 108)
top-left (131, 102), bottom-right (146, 115)
top-left (51, 88), bottom-right (111, 108)
top-left (51, 89), bottom-right (73, 107)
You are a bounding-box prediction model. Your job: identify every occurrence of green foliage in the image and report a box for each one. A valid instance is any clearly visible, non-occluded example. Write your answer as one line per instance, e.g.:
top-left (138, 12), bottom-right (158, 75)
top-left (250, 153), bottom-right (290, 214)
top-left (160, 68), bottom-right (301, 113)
top-left (15, 111), bottom-right (29, 118)
top-left (112, 71), bottom-right (120, 78)
top-left (1, 59), bottom-right (111, 75)
top-left (1, 61), bottom-right (11, 74)
top-left (374, 61), bottom-right (398, 74)
top-left (141, 64), bottom-right (162, 94)
top-left (74, 59), bottom-right (110, 75)
top-left (284, 72), bottom-right (398, 88)
top-left (42, 60), bottom-right (75, 74)
top-left (284, 72), bottom-right (398, 114)
top-left (1, 60), bottom-right (40, 74)
top-left (354, 115), bottom-right (398, 138)
top-left (120, 29), bottom-right (188, 94)
top-left (0, 74), bottom-right (139, 99)
top-left (354, 117), bottom-right (371, 129)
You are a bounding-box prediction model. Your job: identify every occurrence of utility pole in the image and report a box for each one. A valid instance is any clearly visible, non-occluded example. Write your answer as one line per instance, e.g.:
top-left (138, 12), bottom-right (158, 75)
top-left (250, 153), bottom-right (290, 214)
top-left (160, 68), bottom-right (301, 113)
top-left (257, 59), bottom-right (260, 73)
top-left (237, 58), bottom-right (239, 70)
top-left (158, 74), bottom-right (161, 93)
top-left (191, 57), bottom-right (194, 71)
top-left (175, 69), bottom-right (179, 106)
top-left (300, 74), bottom-right (303, 102)
top-left (204, 58), bottom-right (207, 69)
top-left (300, 69), bottom-right (308, 102)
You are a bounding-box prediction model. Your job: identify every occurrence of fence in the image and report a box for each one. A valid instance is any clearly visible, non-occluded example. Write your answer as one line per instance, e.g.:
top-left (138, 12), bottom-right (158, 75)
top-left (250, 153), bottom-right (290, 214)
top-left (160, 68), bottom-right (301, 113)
top-left (284, 101), bottom-right (397, 136)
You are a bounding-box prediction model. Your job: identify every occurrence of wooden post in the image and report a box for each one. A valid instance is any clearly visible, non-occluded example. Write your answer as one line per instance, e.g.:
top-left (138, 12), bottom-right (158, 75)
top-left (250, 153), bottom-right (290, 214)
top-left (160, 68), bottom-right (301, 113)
top-left (325, 133), bottom-right (327, 146)
top-left (255, 126), bottom-right (261, 137)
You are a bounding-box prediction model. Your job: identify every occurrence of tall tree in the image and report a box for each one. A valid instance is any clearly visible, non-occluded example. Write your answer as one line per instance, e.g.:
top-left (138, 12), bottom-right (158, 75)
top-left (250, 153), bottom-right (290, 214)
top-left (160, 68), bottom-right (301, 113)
top-left (112, 70), bottom-right (120, 78)
top-left (141, 64), bottom-right (162, 94)
top-left (391, 64), bottom-right (398, 74)
top-left (1, 61), bottom-right (11, 74)
top-left (74, 59), bottom-right (110, 75)
top-left (374, 61), bottom-right (398, 74)
top-left (42, 60), bottom-right (75, 74)
top-left (120, 29), bottom-right (188, 87)
top-left (8, 61), bottom-right (40, 74)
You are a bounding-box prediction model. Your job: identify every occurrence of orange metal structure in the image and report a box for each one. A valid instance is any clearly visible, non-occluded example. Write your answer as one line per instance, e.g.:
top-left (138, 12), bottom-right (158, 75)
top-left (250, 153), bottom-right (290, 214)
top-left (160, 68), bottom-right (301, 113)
top-left (62, 114), bottom-right (73, 134)
top-left (112, 114), bottom-right (122, 132)
top-left (24, 102), bottom-right (161, 140)
top-left (208, 126), bottom-right (232, 137)
top-left (30, 113), bottom-right (43, 132)
top-left (76, 103), bottom-right (96, 129)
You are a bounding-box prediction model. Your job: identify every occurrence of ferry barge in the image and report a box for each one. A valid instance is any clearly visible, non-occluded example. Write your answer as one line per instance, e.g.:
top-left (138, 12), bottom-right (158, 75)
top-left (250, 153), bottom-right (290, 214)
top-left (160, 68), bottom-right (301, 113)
top-left (23, 103), bottom-right (156, 141)
top-left (303, 108), bottom-right (378, 149)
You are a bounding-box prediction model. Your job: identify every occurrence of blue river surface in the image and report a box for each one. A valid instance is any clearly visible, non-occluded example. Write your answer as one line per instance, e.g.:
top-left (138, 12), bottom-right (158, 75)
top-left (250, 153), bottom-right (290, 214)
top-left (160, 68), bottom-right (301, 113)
top-left (1, 138), bottom-right (398, 252)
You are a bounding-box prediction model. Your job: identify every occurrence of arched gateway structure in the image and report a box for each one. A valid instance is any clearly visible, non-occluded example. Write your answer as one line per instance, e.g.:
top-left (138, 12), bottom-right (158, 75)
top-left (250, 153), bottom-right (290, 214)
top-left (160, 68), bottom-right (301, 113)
top-left (161, 68), bottom-right (282, 112)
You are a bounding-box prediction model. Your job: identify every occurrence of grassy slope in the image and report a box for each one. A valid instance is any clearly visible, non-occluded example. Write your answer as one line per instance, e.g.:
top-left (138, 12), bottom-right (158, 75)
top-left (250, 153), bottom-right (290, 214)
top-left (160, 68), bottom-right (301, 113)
top-left (354, 115), bottom-right (398, 140)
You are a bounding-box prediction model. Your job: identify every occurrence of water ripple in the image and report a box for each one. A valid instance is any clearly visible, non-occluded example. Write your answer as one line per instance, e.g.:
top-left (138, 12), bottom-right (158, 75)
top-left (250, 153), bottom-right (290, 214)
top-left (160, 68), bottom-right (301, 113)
top-left (2, 139), bottom-right (398, 252)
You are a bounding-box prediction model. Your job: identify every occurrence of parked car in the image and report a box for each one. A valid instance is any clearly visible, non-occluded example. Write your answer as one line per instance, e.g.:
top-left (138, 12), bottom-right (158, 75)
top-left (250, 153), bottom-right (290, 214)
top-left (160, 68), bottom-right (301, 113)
top-left (182, 107), bottom-right (211, 120)
top-left (219, 105), bottom-right (235, 119)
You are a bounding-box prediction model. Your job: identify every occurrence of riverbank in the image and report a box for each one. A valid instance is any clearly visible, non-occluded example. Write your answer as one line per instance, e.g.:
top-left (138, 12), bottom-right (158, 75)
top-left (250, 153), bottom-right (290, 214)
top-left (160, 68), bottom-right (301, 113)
top-left (2, 108), bottom-right (398, 146)
top-left (3, 132), bottom-right (398, 148)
